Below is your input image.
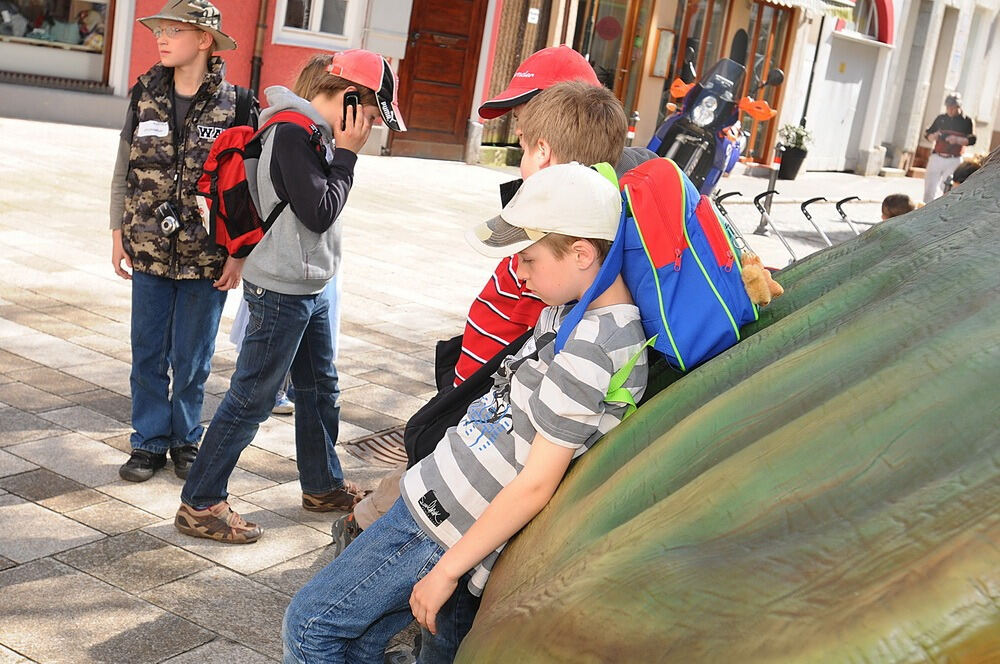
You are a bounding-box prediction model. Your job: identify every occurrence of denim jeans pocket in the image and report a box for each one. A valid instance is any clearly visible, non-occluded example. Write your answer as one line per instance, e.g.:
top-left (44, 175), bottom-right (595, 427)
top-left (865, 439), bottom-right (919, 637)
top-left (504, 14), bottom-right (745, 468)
top-left (243, 281), bottom-right (266, 337)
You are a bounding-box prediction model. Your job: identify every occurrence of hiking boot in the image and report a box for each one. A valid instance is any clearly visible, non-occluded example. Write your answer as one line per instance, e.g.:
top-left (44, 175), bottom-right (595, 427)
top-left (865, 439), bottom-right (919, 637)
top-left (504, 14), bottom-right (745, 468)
top-left (302, 480), bottom-right (366, 512)
top-left (169, 444), bottom-right (198, 480)
top-left (175, 502), bottom-right (263, 543)
top-left (119, 449), bottom-right (167, 482)
top-left (331, 512), bottom-right (362, 557)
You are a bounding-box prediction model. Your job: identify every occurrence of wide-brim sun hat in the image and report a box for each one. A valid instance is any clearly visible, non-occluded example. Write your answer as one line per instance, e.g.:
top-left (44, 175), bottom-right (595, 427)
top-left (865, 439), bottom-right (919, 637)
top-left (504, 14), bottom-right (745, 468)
top-left (139, 0), bottom-right (237, 52)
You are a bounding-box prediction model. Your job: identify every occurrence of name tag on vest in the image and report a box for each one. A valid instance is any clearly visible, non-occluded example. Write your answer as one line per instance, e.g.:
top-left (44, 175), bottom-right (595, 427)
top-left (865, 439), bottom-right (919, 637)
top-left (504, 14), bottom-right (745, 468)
top-left (197, 125), bottom-right (224, 141)
top-left (136, 120), bottom-right (169, 138)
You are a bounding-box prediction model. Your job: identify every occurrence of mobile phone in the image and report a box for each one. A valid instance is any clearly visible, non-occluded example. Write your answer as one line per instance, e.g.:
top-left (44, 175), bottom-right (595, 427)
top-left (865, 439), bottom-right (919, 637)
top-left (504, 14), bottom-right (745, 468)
top-left (342, 91), bottom-right (361, 130)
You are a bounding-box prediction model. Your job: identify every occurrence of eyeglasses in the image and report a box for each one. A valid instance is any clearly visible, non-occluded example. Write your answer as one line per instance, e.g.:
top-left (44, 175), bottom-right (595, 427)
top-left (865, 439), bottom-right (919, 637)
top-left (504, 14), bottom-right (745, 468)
top-left (152, 26), bottom-right (201, 38)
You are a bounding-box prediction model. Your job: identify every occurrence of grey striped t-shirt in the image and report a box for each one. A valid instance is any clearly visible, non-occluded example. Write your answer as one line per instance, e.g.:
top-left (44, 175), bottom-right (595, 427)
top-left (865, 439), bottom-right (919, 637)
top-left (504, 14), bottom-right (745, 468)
top-left (400, 303), bottom-right (648, 595)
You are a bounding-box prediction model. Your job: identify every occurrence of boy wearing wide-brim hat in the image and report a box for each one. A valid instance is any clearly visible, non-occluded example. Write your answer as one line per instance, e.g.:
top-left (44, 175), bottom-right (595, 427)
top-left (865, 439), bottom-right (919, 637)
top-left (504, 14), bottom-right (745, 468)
top-left (109, 0), bottom-right (258, 484)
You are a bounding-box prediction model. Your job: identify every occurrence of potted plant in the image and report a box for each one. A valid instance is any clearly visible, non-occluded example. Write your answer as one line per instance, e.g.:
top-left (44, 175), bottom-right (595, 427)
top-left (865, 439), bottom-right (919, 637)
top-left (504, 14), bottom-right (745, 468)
top-left (777, 124), bottom-right (813, 180)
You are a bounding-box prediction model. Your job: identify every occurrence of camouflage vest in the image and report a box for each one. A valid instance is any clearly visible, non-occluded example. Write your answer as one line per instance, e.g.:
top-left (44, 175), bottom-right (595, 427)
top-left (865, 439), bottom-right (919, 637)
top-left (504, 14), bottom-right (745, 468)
top-left (122, 57), bottom-right (234, 280)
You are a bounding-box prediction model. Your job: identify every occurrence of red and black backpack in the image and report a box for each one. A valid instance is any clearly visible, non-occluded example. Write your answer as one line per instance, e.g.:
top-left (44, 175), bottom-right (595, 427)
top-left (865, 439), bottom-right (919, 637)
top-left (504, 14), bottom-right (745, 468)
top-left (197, 111), bottom-right (324, 257)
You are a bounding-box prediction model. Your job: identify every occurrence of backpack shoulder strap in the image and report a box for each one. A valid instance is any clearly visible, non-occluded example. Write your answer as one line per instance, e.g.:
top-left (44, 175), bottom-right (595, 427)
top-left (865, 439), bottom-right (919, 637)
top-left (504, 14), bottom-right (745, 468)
top-left (604, 337), bottom-right (655, 420)
top-left (592, 162), bottom-right (619, 188)
top-left (234, 85), bottom-right (255, 128)
top-left (127, 82), bottom-right (145, 139)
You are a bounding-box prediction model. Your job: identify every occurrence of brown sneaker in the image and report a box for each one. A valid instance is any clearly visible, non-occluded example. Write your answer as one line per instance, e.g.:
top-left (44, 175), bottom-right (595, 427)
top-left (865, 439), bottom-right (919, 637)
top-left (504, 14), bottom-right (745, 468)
top-left (302, 480), bottom-right (367, 512)
top-left (174, 502), bottom-right (263, 543)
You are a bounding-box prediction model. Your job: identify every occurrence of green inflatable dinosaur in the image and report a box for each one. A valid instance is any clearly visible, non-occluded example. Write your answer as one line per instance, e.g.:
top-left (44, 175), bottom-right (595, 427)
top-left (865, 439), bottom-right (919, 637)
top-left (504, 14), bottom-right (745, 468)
top-left (457, 155), bottom-right (1000, 663)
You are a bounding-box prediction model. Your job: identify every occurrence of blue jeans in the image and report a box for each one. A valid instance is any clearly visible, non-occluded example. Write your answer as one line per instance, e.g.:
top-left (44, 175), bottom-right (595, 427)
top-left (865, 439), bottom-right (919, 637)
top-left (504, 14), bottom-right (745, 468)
top-left (416, 583), bottom-right (480, 664)
top-left (285, 498), bottom-right (482, 664)
top-left (181, 281), bottom-right (344, 508)
top-left (129, 271), bottom-right (226, 454)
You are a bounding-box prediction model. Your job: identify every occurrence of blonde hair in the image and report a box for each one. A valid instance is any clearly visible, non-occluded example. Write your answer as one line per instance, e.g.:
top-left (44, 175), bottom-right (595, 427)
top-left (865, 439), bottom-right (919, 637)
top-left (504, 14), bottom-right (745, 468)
top-left (537, 233), bottom-right (612, 264)
top-left (517, 81), bottom-right (627, 166)
top-left (292, 54), bottom-right (377, 105)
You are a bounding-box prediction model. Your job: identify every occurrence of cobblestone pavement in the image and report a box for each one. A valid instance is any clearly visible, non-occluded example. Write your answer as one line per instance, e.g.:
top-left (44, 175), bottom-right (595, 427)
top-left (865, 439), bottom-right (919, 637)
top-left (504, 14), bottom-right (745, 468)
top-left (0, 117), bottom-right (928, 662)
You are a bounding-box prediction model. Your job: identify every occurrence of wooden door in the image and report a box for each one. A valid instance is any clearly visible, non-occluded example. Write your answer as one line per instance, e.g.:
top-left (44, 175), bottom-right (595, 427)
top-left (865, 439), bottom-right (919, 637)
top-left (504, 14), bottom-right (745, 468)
top-left (390, 0), bottom-right (489, 160)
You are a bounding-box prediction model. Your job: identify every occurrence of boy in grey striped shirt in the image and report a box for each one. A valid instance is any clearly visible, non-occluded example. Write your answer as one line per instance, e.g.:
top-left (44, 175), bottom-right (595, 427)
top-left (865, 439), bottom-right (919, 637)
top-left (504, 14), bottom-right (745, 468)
top-left (283, 163), bottom-right (649, 664)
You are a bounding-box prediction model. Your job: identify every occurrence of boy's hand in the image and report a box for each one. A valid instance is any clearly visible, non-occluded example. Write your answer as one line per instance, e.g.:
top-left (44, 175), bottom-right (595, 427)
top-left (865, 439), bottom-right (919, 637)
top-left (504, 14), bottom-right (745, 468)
top-left (333, 103), bottom-right (372, 154)
top-left (409, 567), bottom-right (459, 635)
top-left (213, 256), bottom-right (245, 291)
top-left (111, 229), bottom-right (132, 280)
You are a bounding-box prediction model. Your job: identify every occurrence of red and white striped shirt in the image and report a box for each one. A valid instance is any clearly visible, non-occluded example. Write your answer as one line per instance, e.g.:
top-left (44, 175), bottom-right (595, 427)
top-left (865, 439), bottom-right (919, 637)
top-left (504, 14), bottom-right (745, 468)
top-left (453, 255), bottom-right (546, 385)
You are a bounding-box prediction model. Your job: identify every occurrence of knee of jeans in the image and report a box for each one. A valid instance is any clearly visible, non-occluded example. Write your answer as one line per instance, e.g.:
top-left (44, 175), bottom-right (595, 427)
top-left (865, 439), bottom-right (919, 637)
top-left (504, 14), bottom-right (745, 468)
top-left (282, 599), bottom-right (307, 654)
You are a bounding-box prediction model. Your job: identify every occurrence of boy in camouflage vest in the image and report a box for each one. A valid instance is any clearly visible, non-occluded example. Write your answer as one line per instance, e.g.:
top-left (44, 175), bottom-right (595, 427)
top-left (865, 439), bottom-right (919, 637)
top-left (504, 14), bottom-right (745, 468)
top-left (109, 0), bottom-right (257, 483)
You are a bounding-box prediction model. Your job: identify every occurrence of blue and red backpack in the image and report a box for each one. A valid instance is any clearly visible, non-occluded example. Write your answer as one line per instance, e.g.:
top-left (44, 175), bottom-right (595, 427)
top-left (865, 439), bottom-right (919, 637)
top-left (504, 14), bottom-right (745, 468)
top-left (556, 158), bottom-right (758, 372)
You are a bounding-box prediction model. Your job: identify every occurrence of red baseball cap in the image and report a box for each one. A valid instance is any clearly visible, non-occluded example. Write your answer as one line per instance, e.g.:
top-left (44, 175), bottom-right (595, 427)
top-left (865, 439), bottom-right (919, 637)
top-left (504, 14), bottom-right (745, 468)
top-left (326, 49), bottom-right (406, 131)
top-left (478, 46), bottom-right (601, 120)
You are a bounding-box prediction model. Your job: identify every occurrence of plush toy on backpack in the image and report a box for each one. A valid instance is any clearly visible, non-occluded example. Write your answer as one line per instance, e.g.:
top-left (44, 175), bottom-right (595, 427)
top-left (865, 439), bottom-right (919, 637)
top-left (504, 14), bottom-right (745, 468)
top-left (740, 251), bottom-right (784, 306)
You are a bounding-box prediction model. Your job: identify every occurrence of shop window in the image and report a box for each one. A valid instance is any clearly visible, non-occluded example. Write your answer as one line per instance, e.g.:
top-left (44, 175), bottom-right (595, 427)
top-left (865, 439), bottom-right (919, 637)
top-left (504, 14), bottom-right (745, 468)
top-left (273, 0), bottom-right (362, 49)
top-left (0, 0), bottom-right (108, 53)
top-left (0, 0), bottom-right (112, 85)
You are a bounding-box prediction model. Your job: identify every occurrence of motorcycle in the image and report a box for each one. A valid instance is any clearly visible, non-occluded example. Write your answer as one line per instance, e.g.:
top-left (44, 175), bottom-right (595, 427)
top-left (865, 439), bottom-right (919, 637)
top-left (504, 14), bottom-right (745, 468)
top-left (647, 30), bottom-right (784, 195)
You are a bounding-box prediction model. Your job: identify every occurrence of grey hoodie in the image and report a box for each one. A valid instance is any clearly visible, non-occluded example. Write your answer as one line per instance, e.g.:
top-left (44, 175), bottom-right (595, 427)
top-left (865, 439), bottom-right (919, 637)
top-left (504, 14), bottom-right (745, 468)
top-left (243, 85), bottom-right (356, 295)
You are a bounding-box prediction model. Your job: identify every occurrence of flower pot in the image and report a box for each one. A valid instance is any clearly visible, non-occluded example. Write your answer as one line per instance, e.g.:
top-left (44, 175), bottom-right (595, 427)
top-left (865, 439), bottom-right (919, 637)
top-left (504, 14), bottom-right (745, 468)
top-left (778, 146), bottom-right (807, 180)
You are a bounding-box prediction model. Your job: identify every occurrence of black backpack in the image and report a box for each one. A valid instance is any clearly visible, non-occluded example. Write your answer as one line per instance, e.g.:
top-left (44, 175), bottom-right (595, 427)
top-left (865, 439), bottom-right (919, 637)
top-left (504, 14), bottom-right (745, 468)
top-left (404, 329), bottom-right (533, 467)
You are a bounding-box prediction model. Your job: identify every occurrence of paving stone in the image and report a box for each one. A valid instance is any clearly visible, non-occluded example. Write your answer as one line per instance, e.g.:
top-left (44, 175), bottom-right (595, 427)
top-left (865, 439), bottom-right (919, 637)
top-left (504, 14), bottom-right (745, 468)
top-left (102, 432), bottom-right (133, 454)
top-left (35, 304), bottom-right (119, 333)
top-left (339, 320), bottom-right (426, 354)
top-left (58, 358), bottom-right (132, 397)
top-left (2, 309), bottom-right (93, 340)
top-left (38, 405), bottom-right (131, 441)
top-left (65, 388), bottom-right (133, 425)
top-left (237, 445), bottom-right (301, 484)
top-left (64, 498), bottom-right (160, 535)
top-left (0, 469), bottom-right (106, 513)
top-left (55, 531), bottom-right (212, 593)
top-left (251, 543), bottom-right (338, 597)
top-left (0, 558), bottom-right (213, 663)
top-left (340, 400), bottom-right (405, 433)
top-left (4, 367), bottom-right (95, 397)
top-left (0, 382), bottom-right (73, 413)
top-left (140, 566), bottom-right (290, 660)
top-left (65, 333), bottom-right (130, 357)
top-left (160, 638), bottom-right (275, 663)
top-left (246, 417), bottom-right (297, 458)
top-left (0, 332), bottom-right (107, 370)
top-left (202, 372), bottom-right (232, 396)
top-left (0, 644), bottom-right (33, 663)
top-left (0, 450), bottom-right (36, 479)
top-left (0, 556), bottom-right (14, 572)
top-left (358, 370), bottom-right (436, 399)
top-left (0, 408), bottom-right (68, 447)
top-left (96, 473), bottom-right (187, 520)
top-left (0, 495), bottom-right (103, 562)
top-left (143, 497), bottom-right (330, 575)
top-left (240, 481), bottom-right (340, 534)
top-left (7, 433), bottom-right (127, 487)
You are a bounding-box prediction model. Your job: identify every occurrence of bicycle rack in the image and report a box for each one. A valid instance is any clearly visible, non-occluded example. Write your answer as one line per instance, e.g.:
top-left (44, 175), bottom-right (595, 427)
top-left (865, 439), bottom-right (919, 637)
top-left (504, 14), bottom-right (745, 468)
top-left (753, 190), bottom-right (797, 263)
top-left (835, 196), bottom-right (862, 235)
top-left (800, 197), bottom-right (834, 247)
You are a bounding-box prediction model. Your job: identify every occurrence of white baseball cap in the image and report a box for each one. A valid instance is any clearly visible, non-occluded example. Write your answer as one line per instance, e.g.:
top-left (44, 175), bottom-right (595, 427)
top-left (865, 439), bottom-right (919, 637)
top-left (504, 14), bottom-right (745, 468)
top-left (466, 163), bottom-right (622, 258)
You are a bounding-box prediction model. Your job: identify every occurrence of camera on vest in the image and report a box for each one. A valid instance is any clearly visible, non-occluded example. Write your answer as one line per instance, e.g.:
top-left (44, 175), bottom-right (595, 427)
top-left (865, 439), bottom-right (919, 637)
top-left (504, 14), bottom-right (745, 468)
top-left (154, 202), bottom-right (181, 237)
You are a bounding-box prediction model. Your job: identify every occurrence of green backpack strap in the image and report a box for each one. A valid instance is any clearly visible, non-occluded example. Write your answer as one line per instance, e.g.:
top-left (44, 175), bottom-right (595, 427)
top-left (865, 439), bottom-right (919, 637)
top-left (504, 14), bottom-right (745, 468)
top-left (604, 336), bottom-right (656, 420)
top-left (592, 162), bottom-right (619, 189)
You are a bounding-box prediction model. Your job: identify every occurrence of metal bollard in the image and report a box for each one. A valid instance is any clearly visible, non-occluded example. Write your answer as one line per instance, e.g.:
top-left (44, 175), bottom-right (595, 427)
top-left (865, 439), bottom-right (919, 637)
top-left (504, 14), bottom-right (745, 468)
top-left (626, 111), bottom-right (640, 147)
top-left (755, 143), bottom-right (785, 233)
